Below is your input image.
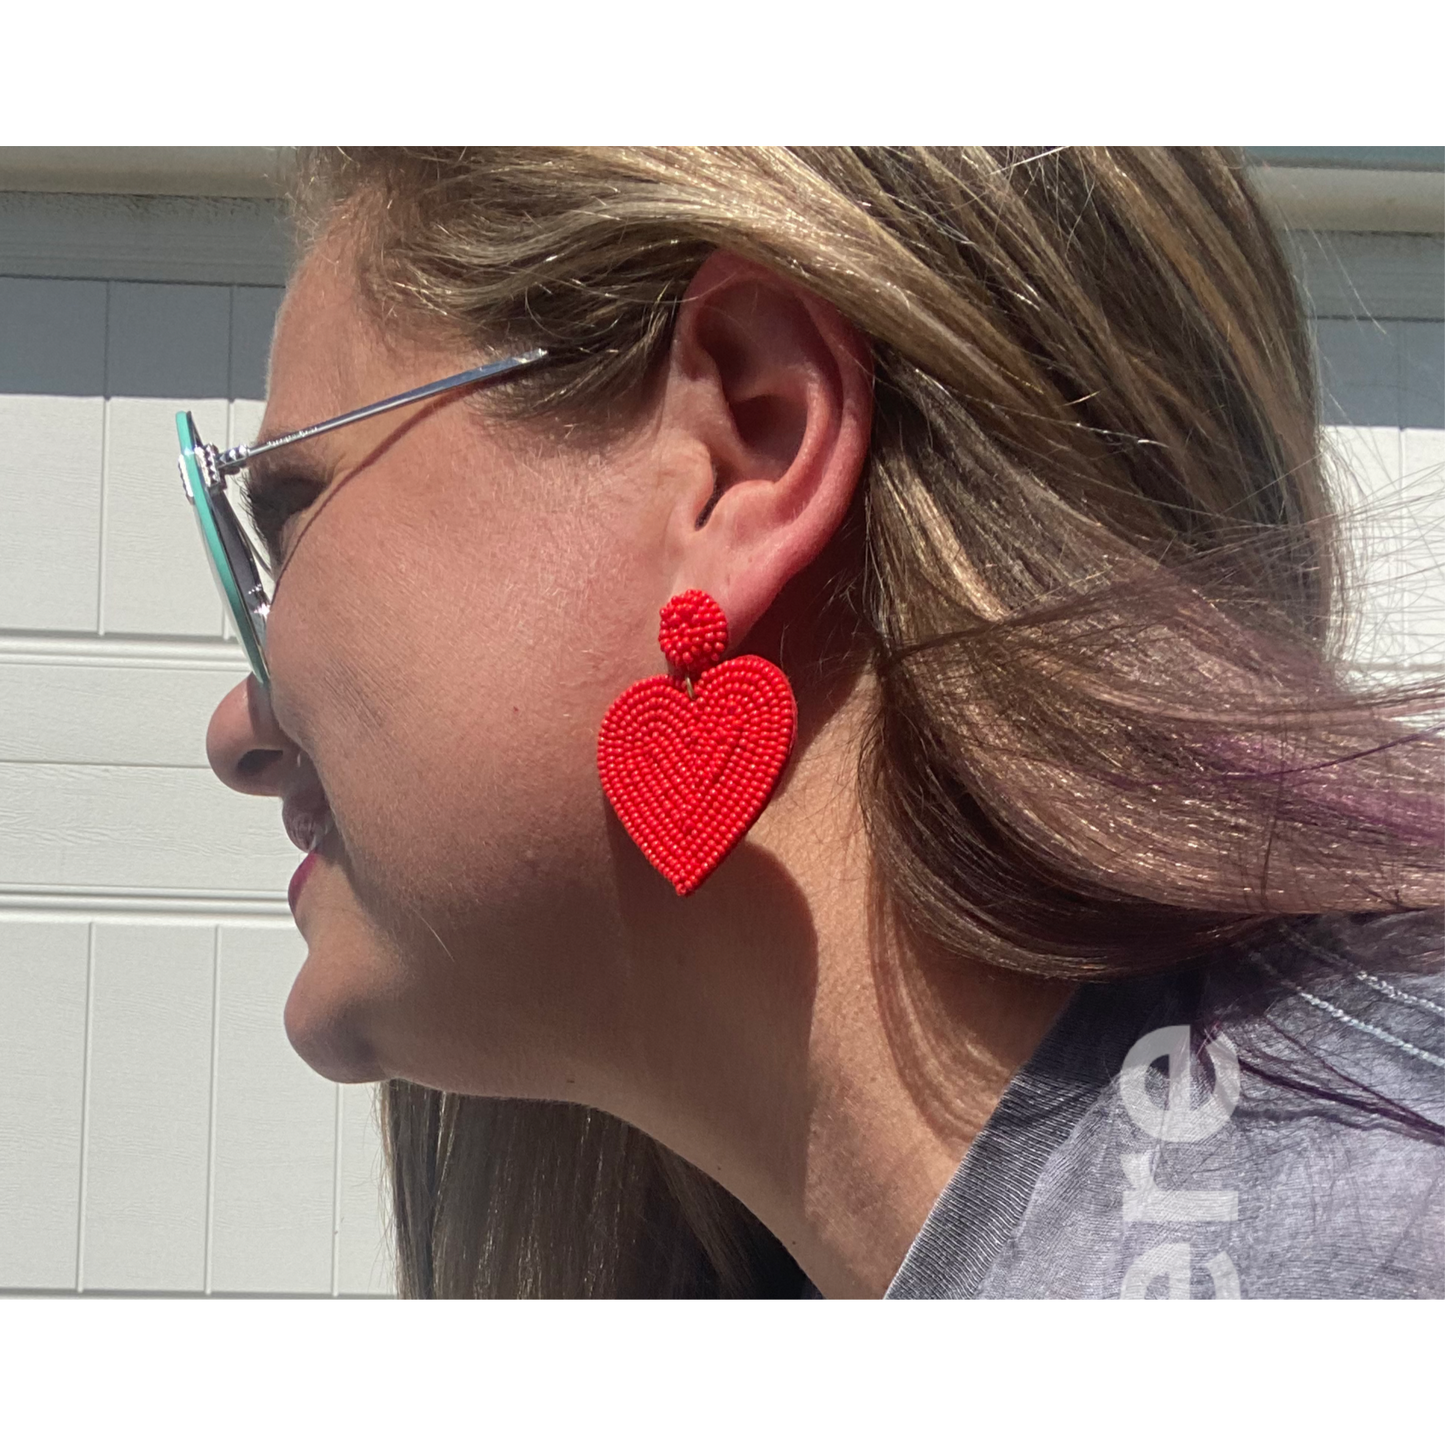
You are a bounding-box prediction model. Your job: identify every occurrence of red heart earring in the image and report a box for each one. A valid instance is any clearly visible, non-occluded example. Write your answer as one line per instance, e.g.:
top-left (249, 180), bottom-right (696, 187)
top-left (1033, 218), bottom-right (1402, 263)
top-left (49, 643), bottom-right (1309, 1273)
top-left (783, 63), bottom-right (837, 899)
top-left (597, 590), bottom-right (797, 896)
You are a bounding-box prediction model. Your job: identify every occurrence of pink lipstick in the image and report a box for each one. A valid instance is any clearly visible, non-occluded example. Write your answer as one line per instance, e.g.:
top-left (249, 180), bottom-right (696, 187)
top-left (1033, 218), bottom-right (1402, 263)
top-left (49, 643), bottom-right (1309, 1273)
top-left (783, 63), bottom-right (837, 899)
top-left (288, 851), bottom-right (320, 914)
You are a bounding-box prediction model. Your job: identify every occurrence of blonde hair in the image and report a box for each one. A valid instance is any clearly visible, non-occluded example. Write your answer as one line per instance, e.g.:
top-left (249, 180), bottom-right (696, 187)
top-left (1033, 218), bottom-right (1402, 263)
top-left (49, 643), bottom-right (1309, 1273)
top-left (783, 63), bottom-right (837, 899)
top-left (292, 147), bottom-right (1444, 1296)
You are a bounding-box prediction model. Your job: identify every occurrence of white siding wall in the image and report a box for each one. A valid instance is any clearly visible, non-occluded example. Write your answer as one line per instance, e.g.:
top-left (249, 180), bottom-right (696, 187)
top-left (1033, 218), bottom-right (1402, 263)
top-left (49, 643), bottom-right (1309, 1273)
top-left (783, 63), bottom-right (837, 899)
top-left (0, 195), bottom-right (391, 1295)
top-left (1284, 229), bottom-right (1445, 678)
top-left (0, 193), bottom-right (1440, 1297)
top-left (1318, 322), bottom-right (1445, 676)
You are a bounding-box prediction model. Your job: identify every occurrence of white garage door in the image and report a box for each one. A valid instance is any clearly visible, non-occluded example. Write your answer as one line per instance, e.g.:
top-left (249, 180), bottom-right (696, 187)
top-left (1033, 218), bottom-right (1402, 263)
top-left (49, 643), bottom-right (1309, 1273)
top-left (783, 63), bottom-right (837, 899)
top-left (0, 192), bottom-right (391, 1296)
top-left (0, 186), bottom-right (1441, 1298)
top-left (1298, 230), bottom-right (1445, 680)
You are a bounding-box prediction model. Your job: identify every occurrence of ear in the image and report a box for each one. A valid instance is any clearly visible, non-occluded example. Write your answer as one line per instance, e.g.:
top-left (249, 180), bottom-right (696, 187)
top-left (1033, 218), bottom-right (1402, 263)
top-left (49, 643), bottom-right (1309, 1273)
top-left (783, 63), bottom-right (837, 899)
top-left (655, 250), bottom-right (873, 650)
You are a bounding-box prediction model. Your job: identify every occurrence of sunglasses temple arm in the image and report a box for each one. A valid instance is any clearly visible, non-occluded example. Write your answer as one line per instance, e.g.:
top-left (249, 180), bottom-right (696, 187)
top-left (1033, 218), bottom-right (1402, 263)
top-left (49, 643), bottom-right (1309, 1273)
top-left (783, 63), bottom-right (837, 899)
top-left (215, 348), bottom-right (550, 475)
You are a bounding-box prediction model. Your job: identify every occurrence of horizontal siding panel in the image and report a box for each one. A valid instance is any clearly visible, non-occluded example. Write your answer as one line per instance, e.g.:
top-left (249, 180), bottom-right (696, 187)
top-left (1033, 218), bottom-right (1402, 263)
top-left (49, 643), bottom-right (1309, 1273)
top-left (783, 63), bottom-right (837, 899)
top-left (210, 925), bottom-right (335, 1295)
top-left (81, 921), bottom-right (213, 1292)
top-left (0, 762), bottom-right (297, 894)
top-left (1397, 428), bottom-right (1445, 664)
top-left (1324, 425), bottom-right (1408, 670)
top-left (1325, 423), bottom-right (1445, 671)
top-left (337, 1083), bottom-right (394, 1296)
top-left (0, 919), bottom-right (88, 1289)
top-left (0, 662), bottom-right (245, 767)
top-left (103, 396), bottom-right (228, 638)
top-left (0, 395), bottom-right (104, 632)
top-left (229, 396), bottom-right (266, 450)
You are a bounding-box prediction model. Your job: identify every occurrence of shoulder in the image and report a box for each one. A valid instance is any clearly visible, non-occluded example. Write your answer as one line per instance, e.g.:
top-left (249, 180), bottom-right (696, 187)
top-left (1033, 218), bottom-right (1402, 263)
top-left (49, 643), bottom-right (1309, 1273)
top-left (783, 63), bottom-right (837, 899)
top-left (1208, 908), bottom-right (1445, 1128)
top-left (1190, 909), bottom-right (1445, 1297)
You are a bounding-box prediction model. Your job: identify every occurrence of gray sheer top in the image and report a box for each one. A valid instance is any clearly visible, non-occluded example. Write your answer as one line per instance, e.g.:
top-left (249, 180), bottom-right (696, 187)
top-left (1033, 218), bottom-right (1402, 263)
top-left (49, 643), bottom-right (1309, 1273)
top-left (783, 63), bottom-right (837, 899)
top-left (881, 910), bottom-right (1444, 1299)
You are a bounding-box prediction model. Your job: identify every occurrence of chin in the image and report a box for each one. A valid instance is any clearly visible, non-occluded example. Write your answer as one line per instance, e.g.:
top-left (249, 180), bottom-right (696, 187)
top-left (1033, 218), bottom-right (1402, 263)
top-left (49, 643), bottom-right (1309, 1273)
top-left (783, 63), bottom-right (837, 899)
top-left (283, 957), bottom-right (390, 1084)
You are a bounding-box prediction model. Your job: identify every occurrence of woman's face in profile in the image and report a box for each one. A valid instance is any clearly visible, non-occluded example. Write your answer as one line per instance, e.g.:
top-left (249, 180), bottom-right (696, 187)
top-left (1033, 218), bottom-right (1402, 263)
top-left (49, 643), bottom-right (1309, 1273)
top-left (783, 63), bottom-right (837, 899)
top-left (206, 230), bottom-right (679, 1095)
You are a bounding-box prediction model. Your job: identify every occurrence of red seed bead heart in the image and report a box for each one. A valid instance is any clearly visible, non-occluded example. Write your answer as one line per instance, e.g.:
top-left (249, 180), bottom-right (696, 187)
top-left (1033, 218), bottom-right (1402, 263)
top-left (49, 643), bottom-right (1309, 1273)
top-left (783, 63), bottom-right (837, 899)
top-left (658, 589), bottom-right (729, 678)
top-left (597, 654), bottom-right (796, 896)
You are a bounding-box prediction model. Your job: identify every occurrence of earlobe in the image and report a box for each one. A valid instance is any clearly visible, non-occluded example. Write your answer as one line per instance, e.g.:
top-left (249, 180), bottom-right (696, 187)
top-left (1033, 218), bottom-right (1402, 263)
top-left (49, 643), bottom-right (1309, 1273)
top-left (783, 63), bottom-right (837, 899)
top-left (661, 251), bottom-right (873, 650)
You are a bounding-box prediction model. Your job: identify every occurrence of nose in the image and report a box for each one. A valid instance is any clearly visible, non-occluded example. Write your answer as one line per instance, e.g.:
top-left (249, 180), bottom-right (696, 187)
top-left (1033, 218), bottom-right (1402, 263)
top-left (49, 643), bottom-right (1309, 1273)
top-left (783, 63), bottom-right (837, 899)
top-left (207, 675), bottom-right (301, 796)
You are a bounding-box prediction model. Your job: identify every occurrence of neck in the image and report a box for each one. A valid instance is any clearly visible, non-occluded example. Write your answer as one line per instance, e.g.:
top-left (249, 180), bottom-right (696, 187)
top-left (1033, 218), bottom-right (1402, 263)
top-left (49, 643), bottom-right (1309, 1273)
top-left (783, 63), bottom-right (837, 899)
top-left (606, 665), bottom-right (1075, 1298)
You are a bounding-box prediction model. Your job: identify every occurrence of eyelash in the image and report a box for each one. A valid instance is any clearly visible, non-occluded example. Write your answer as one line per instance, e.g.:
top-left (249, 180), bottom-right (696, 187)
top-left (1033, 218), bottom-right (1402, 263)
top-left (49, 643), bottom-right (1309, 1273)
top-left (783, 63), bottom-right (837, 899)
top-left (241, 473), bottom-right (327, 570)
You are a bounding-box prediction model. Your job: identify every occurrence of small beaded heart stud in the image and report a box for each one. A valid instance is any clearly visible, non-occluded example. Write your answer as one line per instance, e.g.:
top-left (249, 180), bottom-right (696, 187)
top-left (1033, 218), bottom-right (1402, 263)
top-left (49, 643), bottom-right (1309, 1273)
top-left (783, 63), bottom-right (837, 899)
top-left (597, 590), bottom-right (797, 896)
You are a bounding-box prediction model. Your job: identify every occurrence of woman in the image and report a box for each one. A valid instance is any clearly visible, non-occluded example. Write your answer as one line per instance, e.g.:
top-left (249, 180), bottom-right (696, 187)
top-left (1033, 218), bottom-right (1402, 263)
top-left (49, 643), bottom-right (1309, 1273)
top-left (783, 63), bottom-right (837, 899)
top-left (200, 147), bottom-right (1444, 1298)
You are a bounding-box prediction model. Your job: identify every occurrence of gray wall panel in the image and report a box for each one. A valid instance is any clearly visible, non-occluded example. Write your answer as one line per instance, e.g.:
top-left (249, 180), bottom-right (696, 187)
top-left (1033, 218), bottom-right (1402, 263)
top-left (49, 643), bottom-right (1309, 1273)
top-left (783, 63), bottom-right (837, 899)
top-left (1400, 321), bottom-right (1445, 429)
top-left (1316, 317), bottom-right (1401, 427)
top-left (229, 287), bottom-right (282, 402)
top-left (105, 282), bottom-right (231, 399)
top-left (0, 277), bottom-right (107, 395)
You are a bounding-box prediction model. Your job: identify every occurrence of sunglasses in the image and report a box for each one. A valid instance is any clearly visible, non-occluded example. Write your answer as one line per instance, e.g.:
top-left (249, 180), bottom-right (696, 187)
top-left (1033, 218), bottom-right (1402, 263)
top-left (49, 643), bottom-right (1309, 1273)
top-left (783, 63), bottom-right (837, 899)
top-left (175, 348), bottom-right (552, 690)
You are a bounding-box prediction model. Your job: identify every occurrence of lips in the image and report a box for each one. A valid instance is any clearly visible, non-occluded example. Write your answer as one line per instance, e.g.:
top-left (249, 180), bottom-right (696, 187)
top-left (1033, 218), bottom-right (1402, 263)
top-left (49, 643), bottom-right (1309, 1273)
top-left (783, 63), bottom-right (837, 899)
top-left (288, 851), bottom-right (320, 914)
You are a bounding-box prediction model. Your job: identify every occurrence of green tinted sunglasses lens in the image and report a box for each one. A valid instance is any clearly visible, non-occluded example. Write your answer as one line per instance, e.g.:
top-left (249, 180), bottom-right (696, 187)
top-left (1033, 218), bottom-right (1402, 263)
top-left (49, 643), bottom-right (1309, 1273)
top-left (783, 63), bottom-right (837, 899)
top-left (176, 411), bottom-right (271, 688)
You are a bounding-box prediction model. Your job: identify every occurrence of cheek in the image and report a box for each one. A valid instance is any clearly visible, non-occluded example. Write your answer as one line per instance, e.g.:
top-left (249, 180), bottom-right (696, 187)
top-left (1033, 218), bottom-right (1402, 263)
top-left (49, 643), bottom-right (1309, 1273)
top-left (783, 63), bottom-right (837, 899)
top-left (266, 475), bottom-right (655, 920)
